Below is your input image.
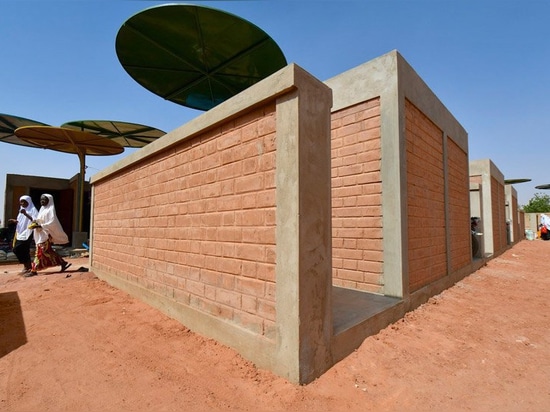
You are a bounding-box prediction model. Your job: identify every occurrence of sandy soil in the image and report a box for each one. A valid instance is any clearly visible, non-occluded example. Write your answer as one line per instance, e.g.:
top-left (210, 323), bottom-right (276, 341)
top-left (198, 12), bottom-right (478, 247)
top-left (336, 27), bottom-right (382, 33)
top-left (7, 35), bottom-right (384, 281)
top-left (1, 240), bottom-right (549, 411)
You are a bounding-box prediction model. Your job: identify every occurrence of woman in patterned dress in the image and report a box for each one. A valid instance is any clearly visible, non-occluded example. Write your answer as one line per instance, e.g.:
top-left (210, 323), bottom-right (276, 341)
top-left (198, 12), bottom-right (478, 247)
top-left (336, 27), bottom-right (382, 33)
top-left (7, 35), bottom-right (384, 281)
top-left (26, 194), bottom-right (71, 277)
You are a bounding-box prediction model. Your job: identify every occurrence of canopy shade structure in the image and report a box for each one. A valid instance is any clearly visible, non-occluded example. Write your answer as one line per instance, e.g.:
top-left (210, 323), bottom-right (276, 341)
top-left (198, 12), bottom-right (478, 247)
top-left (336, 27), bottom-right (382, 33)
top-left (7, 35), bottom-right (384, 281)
top-left (61, 120), bottom-right (166, 148)
top-left (15, 126), bottom-right (124, 233)
top-left (0, 113), bottom-right (49, 147)
top-left (504, 178), bottom-right (532, 185)
top-left (14, 126), bottom-right (124, 156)
top-left (116, 3), bottom-right (287, 111)
top-left (535, 184), bottom-right (550, 190)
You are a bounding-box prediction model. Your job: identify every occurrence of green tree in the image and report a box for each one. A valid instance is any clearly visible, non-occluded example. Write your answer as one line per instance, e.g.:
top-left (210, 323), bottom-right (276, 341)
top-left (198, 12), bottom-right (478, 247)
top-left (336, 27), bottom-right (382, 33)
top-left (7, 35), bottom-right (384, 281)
top-left (521, 192), bottom-right (550, 213)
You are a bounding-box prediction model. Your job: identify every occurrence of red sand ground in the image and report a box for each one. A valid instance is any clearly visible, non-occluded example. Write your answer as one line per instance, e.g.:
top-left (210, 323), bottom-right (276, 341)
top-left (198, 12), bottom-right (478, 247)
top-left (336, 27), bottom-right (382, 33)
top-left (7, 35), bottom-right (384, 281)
top-left (1, 240), bottom-right (550, 411)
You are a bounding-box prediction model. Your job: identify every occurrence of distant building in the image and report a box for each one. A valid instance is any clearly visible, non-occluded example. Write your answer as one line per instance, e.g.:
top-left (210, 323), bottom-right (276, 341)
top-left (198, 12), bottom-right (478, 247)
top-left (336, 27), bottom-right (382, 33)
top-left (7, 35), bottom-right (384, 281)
top-left (2, 173), bottom-right (90, 246)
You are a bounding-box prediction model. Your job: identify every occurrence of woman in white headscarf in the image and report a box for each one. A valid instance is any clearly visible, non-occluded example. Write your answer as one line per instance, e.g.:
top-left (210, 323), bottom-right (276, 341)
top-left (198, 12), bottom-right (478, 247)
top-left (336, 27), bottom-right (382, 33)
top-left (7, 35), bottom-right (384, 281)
top-left (8, 195), bottom-right (38, 274)
top-left (540, 214), bottom-right (550, 241)
top-left (27, 193), bottom-right (71, 277)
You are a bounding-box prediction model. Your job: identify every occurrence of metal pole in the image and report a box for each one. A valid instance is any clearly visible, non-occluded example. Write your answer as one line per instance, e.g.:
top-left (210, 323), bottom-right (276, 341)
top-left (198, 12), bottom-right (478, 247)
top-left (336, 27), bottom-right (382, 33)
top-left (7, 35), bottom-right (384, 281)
top-left (76, 150), bottom-right (85, 233)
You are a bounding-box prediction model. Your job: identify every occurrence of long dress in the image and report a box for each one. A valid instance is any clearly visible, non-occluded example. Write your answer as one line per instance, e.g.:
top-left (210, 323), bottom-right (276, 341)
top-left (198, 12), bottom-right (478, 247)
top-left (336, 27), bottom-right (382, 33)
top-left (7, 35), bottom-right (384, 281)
top-left (31, 194), bottom-right (69, 272)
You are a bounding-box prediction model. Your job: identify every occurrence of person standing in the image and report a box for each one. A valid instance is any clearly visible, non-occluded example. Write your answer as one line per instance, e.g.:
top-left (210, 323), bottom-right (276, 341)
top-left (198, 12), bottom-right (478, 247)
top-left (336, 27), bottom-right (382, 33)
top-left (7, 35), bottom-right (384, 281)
top-left (27, 194), bottom-right (71, 277)
top-left (8, 195), bottom-right (39, 275)
top-left (540, 213), bottom-right (550, 241)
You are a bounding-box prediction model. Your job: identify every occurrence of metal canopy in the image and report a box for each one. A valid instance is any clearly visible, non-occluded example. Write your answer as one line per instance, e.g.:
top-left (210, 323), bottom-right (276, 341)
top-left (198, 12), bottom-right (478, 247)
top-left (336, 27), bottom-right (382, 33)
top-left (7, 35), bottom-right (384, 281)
top-left (0, 113), bottom-right (49, 147)
top-left (115, 4), bottom-right (287, 111)
top-left (504, 178), bottom-right (531, 185)
top-left (15, 126), bottom-right (124, 232)
top-left (14, 126), bottom-right (124, 156)
top-left (61, 120), bottom-right (165, 148)
top-left (535, 184), bottom-right (550, 190)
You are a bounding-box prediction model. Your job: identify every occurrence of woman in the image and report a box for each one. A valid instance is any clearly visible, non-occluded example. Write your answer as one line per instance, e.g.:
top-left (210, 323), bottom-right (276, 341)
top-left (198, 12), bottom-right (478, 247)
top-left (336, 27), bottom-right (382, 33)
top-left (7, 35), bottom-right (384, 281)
top-left (540, 214), bottom-right (550, 241)
top-left (8, 195), bottom-right (39, 274)
top-left (27, 194), bottom-right (71, 277)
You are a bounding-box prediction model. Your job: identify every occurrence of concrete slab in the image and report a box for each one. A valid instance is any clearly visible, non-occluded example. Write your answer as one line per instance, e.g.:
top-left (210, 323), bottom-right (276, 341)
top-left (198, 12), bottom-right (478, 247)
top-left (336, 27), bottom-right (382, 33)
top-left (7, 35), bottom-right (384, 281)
top-left (332, 286), bottom-right (401, 335)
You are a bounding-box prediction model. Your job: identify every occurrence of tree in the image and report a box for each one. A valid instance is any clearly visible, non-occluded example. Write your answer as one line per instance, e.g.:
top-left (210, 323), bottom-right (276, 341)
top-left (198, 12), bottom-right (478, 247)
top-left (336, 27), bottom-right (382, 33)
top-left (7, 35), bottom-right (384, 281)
top-left (521, 192), bottom-right (550, 213)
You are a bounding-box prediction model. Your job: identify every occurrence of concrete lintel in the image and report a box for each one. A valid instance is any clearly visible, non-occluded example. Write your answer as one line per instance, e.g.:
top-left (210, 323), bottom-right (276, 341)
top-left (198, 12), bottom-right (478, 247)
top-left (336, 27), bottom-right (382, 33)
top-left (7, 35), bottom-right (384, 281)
top-left (469, 158), bottom-right (505, 185)
top-left (470, 183), bottom-right (481, 192)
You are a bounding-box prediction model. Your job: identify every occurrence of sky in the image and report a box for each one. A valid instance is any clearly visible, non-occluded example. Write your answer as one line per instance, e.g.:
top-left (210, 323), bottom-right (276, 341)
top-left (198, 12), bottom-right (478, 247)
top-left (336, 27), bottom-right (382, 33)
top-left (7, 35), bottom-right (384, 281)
top-left (1, 0), bottom-right (549, 220)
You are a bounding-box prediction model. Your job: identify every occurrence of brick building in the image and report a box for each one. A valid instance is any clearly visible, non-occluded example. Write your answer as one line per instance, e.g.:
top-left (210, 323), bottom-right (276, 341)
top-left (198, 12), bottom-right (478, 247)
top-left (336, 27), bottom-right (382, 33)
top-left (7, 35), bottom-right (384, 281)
top-left (469, 159), bottom-right (508, 257)
top-left (89, 51), bottom-right (478, 383)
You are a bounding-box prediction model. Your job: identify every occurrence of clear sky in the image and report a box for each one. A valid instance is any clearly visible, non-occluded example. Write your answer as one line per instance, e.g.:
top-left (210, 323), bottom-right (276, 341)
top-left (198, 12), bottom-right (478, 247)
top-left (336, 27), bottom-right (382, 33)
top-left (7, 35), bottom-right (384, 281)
top-left (1, 0), bottom-right (549, 220)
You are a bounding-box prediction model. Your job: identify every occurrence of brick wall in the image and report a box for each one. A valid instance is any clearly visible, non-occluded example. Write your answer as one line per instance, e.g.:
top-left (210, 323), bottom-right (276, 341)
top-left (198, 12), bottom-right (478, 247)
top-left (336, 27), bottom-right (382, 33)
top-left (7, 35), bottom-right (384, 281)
top-left (518, 210), bottom-right (525, 239)
top-left (405, 100), bottom-right (447, 292)
top-left (491, 176), bottom-right (507, 253)
top-left (512, 195), bottom-right (519, 242)
top-left (447, 137), bottom-right (471, 271)
top-left (470, 175), bottom-right (482, 185)
top-left (331, 98), bottom-right (383, 292)
top-left (87, 54), bottom-right (475, 383)
top-left (92, 103), bottom-right (278, 338)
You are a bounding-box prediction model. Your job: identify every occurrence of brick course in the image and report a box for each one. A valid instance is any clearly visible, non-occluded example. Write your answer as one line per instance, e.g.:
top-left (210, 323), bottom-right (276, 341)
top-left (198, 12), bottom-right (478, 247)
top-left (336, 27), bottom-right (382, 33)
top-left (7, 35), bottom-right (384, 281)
top-left (92, 104), bottom-right (277, 336)
top-left (491, 176), bottom-right (507, 252)
top-left (331, 98), bottom-right (383, 292)
top-left (88, 54), bottom-right (473, 384)
top-left (405, 100), bottom-right (447, 291)
top-left (447, 137), bottom-right (471, 271)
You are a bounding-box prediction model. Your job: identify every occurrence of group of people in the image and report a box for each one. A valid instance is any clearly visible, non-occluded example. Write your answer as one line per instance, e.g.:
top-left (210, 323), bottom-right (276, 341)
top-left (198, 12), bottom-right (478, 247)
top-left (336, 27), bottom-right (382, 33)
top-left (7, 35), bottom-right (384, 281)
top-left (9, 194), bottom-right (71, 277)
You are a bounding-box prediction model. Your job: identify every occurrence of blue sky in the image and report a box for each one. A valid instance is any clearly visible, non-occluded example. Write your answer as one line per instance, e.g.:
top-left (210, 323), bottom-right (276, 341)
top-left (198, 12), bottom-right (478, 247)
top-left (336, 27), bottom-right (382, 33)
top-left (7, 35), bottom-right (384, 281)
top-left (1, 0), bottom-right (549, 220)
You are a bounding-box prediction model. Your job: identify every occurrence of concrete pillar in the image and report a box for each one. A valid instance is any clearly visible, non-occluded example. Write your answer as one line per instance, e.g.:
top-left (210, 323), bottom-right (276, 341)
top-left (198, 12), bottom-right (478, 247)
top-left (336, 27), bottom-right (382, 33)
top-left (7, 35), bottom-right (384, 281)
top-left (275, 66), bottom-right (333, 384)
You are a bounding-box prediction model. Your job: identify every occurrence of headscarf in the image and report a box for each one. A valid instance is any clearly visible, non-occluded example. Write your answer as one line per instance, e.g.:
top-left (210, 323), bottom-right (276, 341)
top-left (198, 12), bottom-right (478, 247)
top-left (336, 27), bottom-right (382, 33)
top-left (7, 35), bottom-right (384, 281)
top-left (34, 193), bottom-right (69, 245)
top-left (15, 195), bottom-right (38, 241)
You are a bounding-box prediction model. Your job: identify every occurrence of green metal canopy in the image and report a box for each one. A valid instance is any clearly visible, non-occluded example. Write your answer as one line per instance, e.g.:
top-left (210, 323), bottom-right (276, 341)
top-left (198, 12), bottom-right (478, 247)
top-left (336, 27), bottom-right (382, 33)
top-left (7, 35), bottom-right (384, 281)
top-left (535, 184), bottom-right (550, 190)
top-left (0, 113), bottom-right (49, 147)
top-left (61, 120), bottom-right (165, 148)
top-left (116, 3), bottom-right (287, 111)
top-left (504, 178), bottom-right (531, 185)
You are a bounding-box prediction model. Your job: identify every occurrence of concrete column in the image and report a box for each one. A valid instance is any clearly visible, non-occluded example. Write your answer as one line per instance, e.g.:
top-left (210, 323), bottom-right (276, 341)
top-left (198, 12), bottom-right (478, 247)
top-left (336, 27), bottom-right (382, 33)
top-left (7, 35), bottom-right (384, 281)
top-left (275, 66), bottom-right (333, 384)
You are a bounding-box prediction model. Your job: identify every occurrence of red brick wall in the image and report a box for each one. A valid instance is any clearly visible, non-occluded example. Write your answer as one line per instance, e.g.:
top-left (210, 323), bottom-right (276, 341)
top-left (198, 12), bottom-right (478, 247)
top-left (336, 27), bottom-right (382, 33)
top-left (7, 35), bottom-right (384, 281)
top-left (512, 195), bottom-right (519, 243)
top-left (470, 175), bottom-right (482, 185)
top-left (447, 137), bottom-right (471, 271)
top-left (331, 98), bottom-right (383, 292)
top-left (405, 100), bottom-right (447, 292)
top-left (518, 211), bottom-right (525, 239)
top-left (491, 177), bottom-right (507, 253)
top-left (92, 104), bottom-right (277, 337)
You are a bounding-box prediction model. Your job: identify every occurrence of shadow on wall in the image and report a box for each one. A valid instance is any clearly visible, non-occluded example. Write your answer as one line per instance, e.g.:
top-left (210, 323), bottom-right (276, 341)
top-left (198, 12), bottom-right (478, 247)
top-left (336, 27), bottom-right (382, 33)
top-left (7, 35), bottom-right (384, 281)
top-left (0, 291), bottom-right (27, 358)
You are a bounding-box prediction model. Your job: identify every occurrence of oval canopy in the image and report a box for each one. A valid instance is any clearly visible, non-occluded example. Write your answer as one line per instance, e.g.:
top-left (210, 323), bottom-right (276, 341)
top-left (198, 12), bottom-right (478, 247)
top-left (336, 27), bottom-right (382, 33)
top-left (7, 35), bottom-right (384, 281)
top-left (14, 126), bottom-right (124, 156)
top-left (61, 120), bottom-right (165, 148)
top-left (116, 4), bottom-right (287, 111)
top-left (504, 178), bottom-right (531, 185)
top-left (0, 113), bottom-right (49, 147)
top-left (535, 184), bottom-right (550, 190)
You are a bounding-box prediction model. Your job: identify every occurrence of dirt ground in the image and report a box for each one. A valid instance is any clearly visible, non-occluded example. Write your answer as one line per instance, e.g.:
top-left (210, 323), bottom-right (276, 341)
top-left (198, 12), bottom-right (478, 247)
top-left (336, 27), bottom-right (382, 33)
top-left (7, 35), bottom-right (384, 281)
top-left (1, 240), bottom-right (549, 412)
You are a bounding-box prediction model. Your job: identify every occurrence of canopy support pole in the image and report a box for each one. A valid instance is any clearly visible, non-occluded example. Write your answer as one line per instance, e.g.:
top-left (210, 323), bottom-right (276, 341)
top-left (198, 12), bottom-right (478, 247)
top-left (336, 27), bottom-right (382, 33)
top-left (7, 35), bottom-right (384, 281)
top-left (76, 150), bottom-right (85, 233)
